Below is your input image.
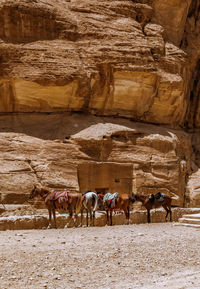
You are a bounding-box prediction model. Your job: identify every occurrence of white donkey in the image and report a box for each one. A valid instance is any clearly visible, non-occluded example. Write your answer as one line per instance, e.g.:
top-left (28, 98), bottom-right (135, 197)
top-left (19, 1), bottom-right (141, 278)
top-left (81, 191), bottom-right (98, 226)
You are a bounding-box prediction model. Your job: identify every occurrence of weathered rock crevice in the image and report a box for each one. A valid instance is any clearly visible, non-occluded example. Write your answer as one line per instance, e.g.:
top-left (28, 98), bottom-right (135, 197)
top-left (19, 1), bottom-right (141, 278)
top-left (0, 0), bottom-right (189, 127)
top-left (185, 60), bottom-right (200, 129)
top-left (0, 0), bottom-right (200, 207)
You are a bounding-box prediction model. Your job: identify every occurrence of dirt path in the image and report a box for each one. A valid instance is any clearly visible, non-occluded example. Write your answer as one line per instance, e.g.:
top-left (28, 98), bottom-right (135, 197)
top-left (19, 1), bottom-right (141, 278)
top-left (0, 223), bottom-right (199, 289)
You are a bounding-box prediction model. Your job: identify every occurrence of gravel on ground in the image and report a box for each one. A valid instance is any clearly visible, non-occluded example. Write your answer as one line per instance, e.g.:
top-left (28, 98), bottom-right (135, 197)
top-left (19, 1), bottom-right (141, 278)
top-left (0, 223), bottom-right (199, 289)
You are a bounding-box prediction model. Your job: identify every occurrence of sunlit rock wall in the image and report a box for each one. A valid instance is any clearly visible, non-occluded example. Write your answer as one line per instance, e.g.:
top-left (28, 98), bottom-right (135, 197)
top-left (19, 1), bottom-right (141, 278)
top-left (0, 0), bottom-right (200, 207)
top-left (0, 0), bottom-right (193, 127)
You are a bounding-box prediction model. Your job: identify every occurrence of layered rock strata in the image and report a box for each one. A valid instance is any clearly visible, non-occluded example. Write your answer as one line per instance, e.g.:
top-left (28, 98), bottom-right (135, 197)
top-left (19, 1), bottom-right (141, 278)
top-left (0, 122), bottom-right (192, 207)
top-left (0, 0), bottom-right (200, 207)
top-left (0, 0), bottom-right (192, 127)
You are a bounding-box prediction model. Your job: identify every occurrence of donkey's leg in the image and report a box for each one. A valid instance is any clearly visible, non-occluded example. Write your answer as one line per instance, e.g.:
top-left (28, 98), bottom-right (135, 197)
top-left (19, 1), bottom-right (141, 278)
top-left (147, 209), bottom-right (151, 223)
top-left (92, 211), bottom-right (95, 226)
top-left (86, 210), bottom-right (88, 227)
top-left (89, 210), bottom-right (92, 226)
top-left (106, 210), bottom-right (109, 225)
top-left (165, 209), bottom-right (169, 222)
top-left (73, 203), bottom-right (79, 227)
top-left (52, 209), bottom-right (57, 229)
top-left (123, 208), bottom-right (128, 224)
top-left (48, 208), bottom-right (52, 228)
top-left (124, 205), bottom-right (130, 224)
top-left (65, 209), bottom-right (73, 228)
top-left (170, 211), bottom-right (172, 222)
top-left (168, 204), bottom-right (172, 222)
top-left (162, 204), bottom-right (169, 222)
top-left (169, 208), bottom-right (172, 222)
top-left (165, 206), bottom-right (172, 222)
top-left (81, 208), bottom-right (83, 227)
top-left (127, 206), bottom-right (130, 225)
top-left (74, 213), bottom-right (79, 227)
top-left (110, 210), bottom-right (113, 226)
top-left (69, 208), bottom-right (73, 225)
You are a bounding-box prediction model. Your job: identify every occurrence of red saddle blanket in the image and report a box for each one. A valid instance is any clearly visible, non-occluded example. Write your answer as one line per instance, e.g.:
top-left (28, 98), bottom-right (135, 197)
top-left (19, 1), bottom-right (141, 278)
top-left (48, 190), bottom-right (69, 203)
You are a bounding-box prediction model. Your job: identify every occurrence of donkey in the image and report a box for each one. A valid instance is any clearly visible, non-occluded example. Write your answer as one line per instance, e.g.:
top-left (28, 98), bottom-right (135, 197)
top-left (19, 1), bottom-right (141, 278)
top-left (29, 185), bottom-right (82, 228)
top-left (98, 192), bottom-right (133, 226)
top-left (81, 191), bottom-right (98, 226)
top-left (131, 192), bottom-right (174, 223)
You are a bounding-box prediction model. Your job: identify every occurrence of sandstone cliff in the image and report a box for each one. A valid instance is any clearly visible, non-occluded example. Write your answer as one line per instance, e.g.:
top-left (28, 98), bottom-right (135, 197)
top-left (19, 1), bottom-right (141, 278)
top-left (0, 0), bottom-right (200, 207)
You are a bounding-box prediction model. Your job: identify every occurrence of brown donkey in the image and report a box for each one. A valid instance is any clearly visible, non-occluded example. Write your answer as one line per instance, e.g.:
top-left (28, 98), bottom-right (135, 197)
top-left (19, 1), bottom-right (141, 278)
top-left (29, 185), bottom-right (82, 228)
top-left (98, 192), bottom-right (134, 226)
top-left (131, 192), bottom-right (173, 223)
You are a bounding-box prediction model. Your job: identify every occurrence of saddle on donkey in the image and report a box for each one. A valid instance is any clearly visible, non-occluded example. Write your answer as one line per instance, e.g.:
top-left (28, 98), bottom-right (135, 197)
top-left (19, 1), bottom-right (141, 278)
top-left (47, 190), bottom-right (69, 211)
top-left (103, 192), bottom-right (119, 208)
top-left (149, 192), bottom-right (166, 203)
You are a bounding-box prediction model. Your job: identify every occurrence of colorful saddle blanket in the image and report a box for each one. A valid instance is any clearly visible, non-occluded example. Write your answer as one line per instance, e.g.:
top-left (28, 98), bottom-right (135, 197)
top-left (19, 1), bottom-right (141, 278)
top-left (103, 192), bottom-right (119, 201)
top-left (49, 190), bottom-right (69, 203)
top-left (150, 192), bottom-right (165, 203)
top-left (103, 192), bottom-right (119, 208)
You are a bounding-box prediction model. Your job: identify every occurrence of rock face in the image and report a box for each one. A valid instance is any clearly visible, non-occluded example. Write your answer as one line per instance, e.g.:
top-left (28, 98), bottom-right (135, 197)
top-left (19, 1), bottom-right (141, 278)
top-left (0, 121), bottom-right (191, 207)
top-left (0, 0), bottom-right (200, 207)
top-left (186, 169), bottom-right (200, 207)
top-left (0, 0), bottom-right (189, 126)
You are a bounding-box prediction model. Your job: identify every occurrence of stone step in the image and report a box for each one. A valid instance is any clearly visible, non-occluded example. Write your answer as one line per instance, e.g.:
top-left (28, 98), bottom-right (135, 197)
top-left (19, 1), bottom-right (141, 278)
top-left (178, 213), bottom-right (200, 228)
top-left (178, 217), bottom-right (200, 225)
top-left (1, 207), bottom-right (200, 230)
top-left (175, 223), bottom-right (200, 228)
top-left (181, 213), bottom-right (200, 220)
top-left (1, 204), bottom-right (31, 211)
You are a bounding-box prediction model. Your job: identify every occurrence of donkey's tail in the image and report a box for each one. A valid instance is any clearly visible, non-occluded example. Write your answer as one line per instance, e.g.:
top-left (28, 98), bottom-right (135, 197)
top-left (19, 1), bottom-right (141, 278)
top-left (75, 195), bottom-right (83, 215)
top-left (169, 192), bottom-right (179, 200)
top-left (92, 193), bottom-right (98, 212)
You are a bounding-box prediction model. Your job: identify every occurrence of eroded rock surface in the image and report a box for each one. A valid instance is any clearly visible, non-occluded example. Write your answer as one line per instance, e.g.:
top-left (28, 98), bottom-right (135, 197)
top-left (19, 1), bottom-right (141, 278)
top-left (0, 121), bottom-right (192, 207)
top-left (0, 0), bottom-right (192, 127)
top-left (0, 0), bottom-right (200, 207)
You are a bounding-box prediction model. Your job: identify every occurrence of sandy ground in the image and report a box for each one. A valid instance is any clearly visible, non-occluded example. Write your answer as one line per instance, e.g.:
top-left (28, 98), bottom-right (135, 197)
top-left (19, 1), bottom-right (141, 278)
top-left (0, 223), bottom-right (200, 289)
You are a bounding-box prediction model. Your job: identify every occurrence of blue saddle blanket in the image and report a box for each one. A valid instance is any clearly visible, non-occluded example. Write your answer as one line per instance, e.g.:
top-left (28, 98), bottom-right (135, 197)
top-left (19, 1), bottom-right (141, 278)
top-left (103, 192), bottom-right (119, 202)
top-left (155, 192), bottom-right (166, 202)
